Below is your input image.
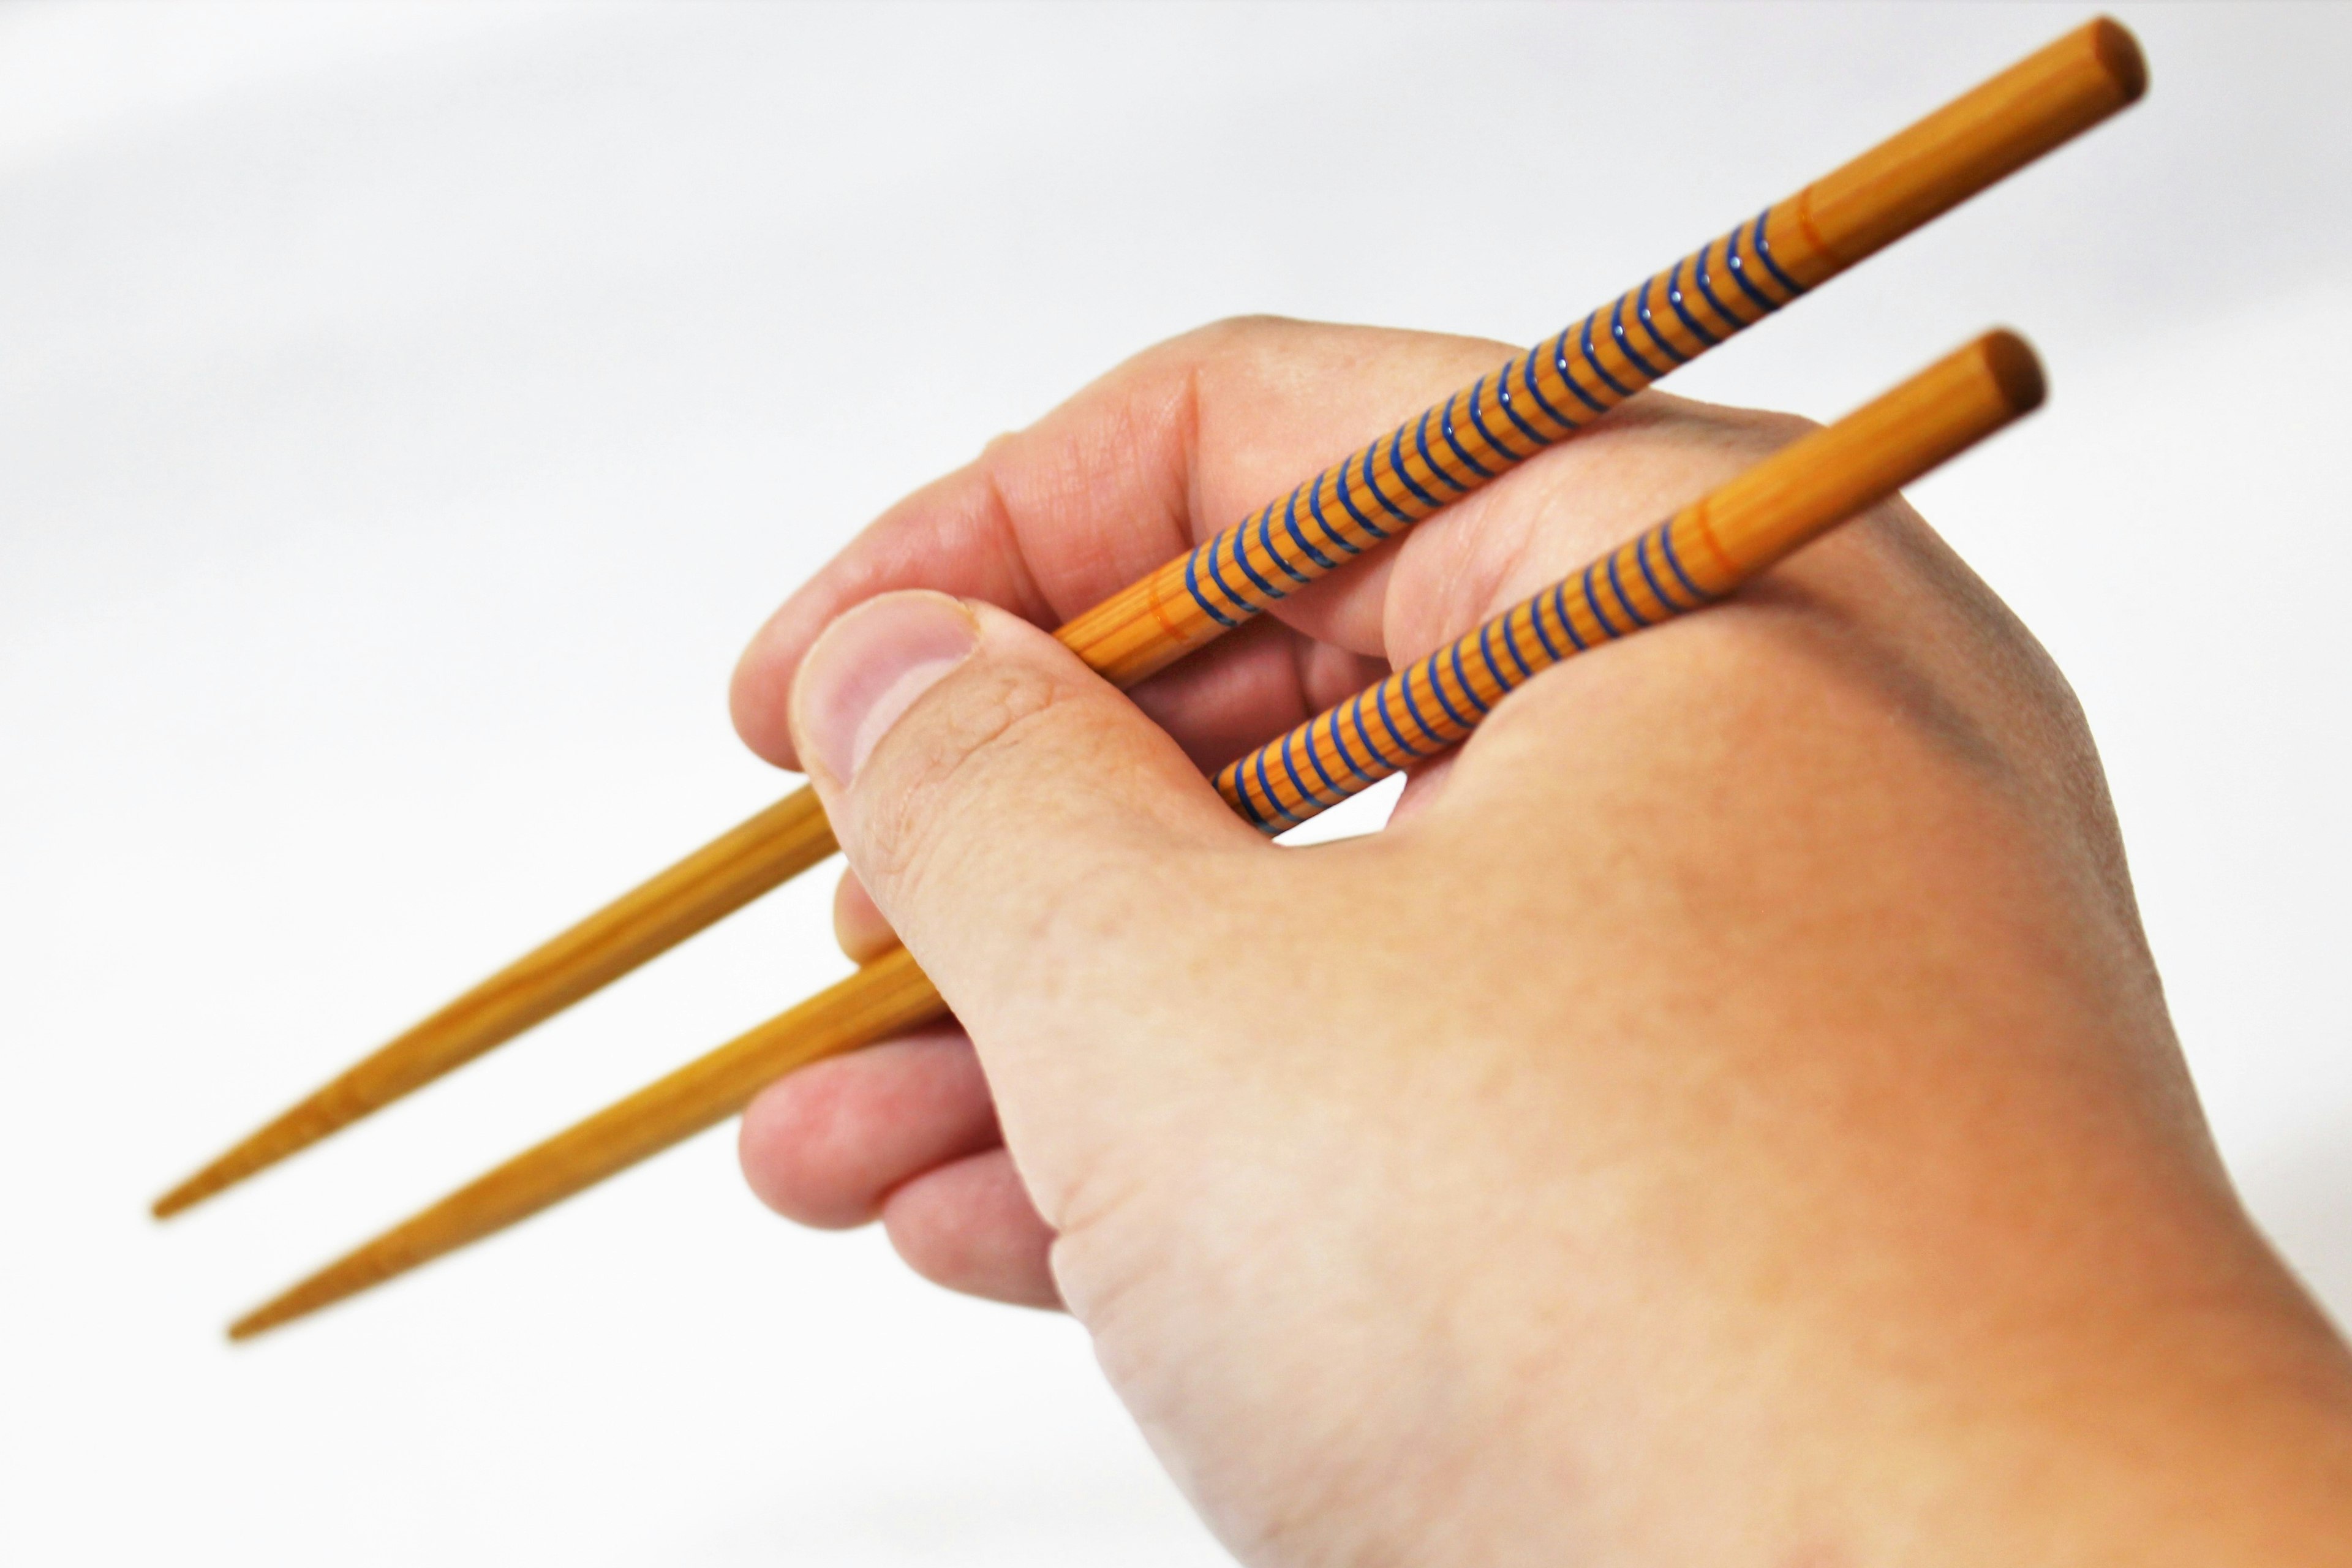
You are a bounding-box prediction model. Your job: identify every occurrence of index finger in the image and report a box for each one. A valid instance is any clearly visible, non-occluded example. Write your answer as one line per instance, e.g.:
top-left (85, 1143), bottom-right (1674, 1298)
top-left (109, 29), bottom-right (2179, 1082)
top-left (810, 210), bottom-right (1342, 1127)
top-left (729, 315), bottom-right (1513, 770)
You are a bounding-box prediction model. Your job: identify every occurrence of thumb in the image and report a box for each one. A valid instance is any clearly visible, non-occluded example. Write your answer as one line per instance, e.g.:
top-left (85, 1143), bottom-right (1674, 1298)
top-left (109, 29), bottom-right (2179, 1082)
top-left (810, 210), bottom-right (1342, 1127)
top-left (788, 590), bottom-right (1252, 1023)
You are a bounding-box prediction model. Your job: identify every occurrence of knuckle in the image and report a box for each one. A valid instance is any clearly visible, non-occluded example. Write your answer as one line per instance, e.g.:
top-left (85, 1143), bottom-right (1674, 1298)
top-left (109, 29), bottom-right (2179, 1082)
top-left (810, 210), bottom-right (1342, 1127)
top-left (1193, 311), bottom-right (1297, 344)
top-left (1159, 313), bottom-right (1308, 368)
top-left (1672, 551), bottom-right (2028, 785)
top-left (1654, 401), bottom-right (1822, 477)
top-left (973, 429), bottom-right (1025, 470)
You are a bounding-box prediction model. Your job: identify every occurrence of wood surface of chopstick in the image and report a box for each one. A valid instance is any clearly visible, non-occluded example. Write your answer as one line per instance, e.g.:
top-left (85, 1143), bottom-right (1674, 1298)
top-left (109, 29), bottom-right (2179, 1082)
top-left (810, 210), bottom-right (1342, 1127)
top-left (1214, 332), bottom-right (2046, 827)
top-left (228, 947), bottom-right (946, 1339)
top-left (156, 791), bottom-right (838, 1216)
top-left (158, 17), bottom-right (2146, 1221)
top-left (231, 330), bottom-right (2043, 1337)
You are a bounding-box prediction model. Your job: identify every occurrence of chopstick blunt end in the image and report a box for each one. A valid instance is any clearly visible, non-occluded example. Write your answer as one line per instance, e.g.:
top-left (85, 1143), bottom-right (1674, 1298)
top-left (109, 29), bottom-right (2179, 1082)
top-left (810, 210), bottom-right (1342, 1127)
top-left (2087, 17), bottom-right (2149, 105)
top-left (1977, 330), bottom-right (2047, 418)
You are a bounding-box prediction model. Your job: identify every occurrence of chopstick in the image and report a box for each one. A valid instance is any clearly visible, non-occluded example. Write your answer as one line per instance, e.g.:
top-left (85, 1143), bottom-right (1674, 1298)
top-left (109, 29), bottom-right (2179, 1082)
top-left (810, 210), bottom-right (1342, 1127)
top-left (1212, 333), bottom-right (2048, 827)
top-left (230, 329), bottom-right (2045, 1337)
top-left (157, 17), bottom-right (2144, 1220)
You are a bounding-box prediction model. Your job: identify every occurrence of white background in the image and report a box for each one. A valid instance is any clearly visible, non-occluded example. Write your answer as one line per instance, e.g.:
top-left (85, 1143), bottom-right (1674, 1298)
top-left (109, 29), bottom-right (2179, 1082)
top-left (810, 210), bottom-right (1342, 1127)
top-left (2, 3), bottom-right (2346, 1562)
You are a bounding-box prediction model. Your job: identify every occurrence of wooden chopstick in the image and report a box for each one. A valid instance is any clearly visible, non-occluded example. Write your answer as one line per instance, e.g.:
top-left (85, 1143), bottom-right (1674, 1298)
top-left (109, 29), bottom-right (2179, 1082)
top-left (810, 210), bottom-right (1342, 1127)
top-left (230, 946), bottom-right (946, 1340)
top-left (157, 18), bottom-right (2145, 1221)
top-left (231, 330), bottom-right (2044, 1338)
top-left (1212, 333), bottom-right (2050, 829)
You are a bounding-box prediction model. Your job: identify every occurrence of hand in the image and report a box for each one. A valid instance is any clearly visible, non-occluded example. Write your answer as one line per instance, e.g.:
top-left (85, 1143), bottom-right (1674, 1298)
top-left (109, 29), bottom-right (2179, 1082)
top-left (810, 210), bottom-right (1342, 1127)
top-left (729, 318), bottom-right (2352, 1563)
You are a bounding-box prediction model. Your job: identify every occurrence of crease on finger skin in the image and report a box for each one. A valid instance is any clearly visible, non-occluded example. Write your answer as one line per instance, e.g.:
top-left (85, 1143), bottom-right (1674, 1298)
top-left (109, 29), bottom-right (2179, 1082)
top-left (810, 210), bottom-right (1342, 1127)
top-left (849, 655), bottom-right (1083, 896)
top-left (1177, 352), bottom-right (1208, 547)
top-left (739, 1030), bottom-right (998, 1229)
top-left (975, 348), bottom-right (1202, 620)
top-left (1291, 635), bottom-right (1392, 724)
top-left (831, 867), bottom-right (899, 965)
top-left (858, 708), bottom-right (1230, 1008)
top-left (883, 1146), bottom-right (1063, 1310)
top-left (972, 445), bottom-right (1063, 627)
top-left (1037, 1159), bottom-right (1161, 1327)
top-left (851, 630), bottom-right (1246, 921)
top-left (1727, 518), bottom-right (2029, 788)
top-left (1384, 396), bottom-right (1816, 664)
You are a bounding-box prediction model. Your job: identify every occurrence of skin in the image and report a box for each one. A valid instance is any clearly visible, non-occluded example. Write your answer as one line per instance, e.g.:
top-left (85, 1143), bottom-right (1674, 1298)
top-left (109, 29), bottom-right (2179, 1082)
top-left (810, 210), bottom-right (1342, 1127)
top-left (728, 318), bottom-right (2352, 1564)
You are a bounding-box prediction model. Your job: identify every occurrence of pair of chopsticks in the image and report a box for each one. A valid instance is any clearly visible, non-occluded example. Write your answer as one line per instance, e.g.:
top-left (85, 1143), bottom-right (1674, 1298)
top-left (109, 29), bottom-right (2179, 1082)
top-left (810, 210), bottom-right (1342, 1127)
top-left (159, 18), bottom-right (2146, 1338)
top-left (226, 330), bottom-right (2052, 1338)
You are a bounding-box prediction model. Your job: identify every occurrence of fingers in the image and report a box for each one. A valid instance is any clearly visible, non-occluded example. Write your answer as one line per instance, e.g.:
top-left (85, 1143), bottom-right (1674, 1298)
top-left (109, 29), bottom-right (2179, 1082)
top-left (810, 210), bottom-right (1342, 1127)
top-left (787, 590), bottom-right (1248, 1015)
top-left (738, 1029), bottom-right (1062, 1311)
top-left (737, 1027), bottom-right (998, 1229)
top-left (882, 1148), bottom-right (1062, 1310)
top-left (1360, 394), bottom-right (1819, 671)
top-left (1121, 609), bottom-right (1391, 774)
top-left (732, 317), bottom-right (1510, 770)
top-left (831, 869), bottom-right (897, 965)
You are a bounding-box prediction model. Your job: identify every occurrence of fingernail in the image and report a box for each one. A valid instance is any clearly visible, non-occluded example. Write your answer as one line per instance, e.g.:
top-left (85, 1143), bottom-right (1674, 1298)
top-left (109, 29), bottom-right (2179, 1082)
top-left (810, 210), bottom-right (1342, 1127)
top-left (793, 591), bottom-right (980, 785)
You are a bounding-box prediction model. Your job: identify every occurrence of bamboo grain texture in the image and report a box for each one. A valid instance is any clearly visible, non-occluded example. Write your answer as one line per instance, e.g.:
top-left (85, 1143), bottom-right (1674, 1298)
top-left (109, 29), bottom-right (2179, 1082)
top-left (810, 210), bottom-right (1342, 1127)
top-left (230, 331), bottom-right (2044, 1337)
top-left (229, 946), bottom-right (948, 1339)
top-left (155, 790), bottom-right (839, 1216)
top-left (157, 18), bottom-right (2147, 1221)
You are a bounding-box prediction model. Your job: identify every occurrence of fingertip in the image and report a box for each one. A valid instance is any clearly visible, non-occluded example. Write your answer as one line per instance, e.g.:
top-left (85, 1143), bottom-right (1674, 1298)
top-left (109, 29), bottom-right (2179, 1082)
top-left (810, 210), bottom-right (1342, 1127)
top-left (832, 870), bottom-right (899, 964)
top-left (738, 1070), bottom-right (855, 1226)
top-left (883, 1148), bottom-right (1063, 1310)
top-left (788, 590), bottom-right (981, 790)
top-left (731, 603), bottom-right (809, 771)
top-left (737, 1029), bottom-right (1000, 1230)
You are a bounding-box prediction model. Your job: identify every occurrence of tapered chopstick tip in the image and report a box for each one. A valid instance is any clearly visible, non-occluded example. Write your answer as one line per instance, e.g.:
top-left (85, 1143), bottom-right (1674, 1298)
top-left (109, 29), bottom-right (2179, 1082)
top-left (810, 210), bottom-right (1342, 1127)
top-left (226, 1286), bottom-right (314, 1341)
top-left (226, 1279), bottom-right (340, 1342)
top-left (152, 1175), bottom-right (217, 1221)
top-left (225, 1242), bottom-right (409, 1340)
top-left (153, 1145), bottom-right (265, 1218)
top-left (224, 1311), bottom-right (275, 1343)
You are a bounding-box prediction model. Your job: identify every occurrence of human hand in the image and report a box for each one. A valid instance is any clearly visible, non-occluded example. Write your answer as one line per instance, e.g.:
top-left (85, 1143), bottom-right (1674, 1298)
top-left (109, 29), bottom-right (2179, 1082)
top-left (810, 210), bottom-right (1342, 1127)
top-left (729, 318), bottom-right (2352, 1563)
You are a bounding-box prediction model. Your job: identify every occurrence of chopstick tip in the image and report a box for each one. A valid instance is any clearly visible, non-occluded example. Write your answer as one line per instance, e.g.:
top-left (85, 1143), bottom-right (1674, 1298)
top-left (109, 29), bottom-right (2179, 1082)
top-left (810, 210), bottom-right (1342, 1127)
top-left (225, 1235), bottom-right (415, 1342)
top-left (151, 1182), bottom-right (205, 1221)
top-left (153, 1114), bottom-right (323, 1219)
top-left (152, 1158), bottom-right (243, 1219)
top-left (225, 1283), bottom-right (327, 1343)
top-left (225, 1306), bottom-right (292, 1343)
